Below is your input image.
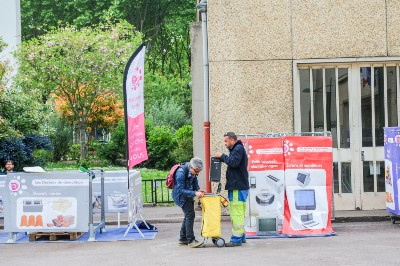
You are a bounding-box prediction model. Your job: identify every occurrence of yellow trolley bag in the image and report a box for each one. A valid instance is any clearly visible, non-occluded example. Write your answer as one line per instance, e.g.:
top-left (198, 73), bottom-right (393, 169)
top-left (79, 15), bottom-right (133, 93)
top-left (200, 194), bottom-right (227, 247)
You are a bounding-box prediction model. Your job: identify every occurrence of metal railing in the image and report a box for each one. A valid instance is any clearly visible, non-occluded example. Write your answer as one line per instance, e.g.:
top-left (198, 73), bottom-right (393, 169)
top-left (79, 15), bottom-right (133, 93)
top-left (142, 179), bottom-right (174, 204)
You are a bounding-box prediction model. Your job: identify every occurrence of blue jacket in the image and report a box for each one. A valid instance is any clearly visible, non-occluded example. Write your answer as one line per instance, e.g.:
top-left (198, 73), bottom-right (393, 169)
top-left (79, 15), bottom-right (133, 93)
top-left (172, 163), bottom-right (200, 207)
top-left (220, 140), bottom-right (249, 191)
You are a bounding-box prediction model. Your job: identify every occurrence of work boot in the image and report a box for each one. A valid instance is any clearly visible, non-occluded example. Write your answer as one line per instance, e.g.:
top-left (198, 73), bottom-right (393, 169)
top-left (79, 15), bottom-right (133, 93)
top-left (225, 236), bottom-right (242, 247)
top-left (178, 239), bottom-right (188, 246)
top-left (242, 233), bottom-right (246, 243)
top-left (188, 239), bottom-right (203, 248)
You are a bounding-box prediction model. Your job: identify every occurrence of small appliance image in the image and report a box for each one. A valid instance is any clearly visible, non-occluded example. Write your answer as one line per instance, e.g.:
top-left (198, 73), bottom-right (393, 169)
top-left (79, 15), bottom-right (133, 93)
top-left (250, 176), bottom-right (256, 189)
top-left (255, 191), bottom-right (275, 206)
top-left (294, 189), bottom-right (316, 210)
top-left (297, 172), bottom-right (311, 187)
top-left (265, 174), bottom-right (284, 193)
top-left (23, 199), bottom-right (43, 212)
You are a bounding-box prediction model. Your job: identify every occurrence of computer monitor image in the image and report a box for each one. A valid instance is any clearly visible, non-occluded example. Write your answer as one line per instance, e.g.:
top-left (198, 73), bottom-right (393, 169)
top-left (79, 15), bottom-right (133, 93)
top-left (294, 189), bottom-right (316, 210)
top-left (297, 172), bottom-right (311, 187)
top-left (256, 216), bottom-right (278, 235)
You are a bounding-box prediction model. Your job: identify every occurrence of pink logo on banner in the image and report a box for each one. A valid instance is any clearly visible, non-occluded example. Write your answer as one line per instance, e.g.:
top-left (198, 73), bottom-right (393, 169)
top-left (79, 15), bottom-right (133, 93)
top-left (128, 113), bottom-right (148, 169)
top-left (131, 67), bottom-right (143, 91)
top-left (9, 180), bottom-right (20, 192)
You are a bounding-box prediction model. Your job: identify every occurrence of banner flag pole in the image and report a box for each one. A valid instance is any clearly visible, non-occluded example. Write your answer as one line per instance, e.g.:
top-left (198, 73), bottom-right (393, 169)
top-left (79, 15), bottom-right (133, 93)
top-left (122, 43), bottom-right (149, 236)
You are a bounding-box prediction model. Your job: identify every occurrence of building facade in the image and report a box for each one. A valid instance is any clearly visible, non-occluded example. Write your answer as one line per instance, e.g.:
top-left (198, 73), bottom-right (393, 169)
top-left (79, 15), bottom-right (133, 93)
top-left (192, 0), bottom-right (400, 210)
top-left (0, 0), bottom-right (21, 79)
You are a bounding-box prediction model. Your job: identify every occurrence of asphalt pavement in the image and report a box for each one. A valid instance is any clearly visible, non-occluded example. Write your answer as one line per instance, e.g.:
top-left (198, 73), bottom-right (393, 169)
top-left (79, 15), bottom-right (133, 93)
top-left (0, 206), bottom-right (398, 266)
top-left (0, 205), bottom-right (393, 229)
top-left (1, 219), bottom-right (399, 266)
top-left (99, 205), bottom-right (392, 225)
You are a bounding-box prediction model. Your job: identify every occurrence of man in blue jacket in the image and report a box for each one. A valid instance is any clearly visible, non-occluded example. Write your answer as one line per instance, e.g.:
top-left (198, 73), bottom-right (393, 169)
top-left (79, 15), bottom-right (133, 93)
top-left (215, 132), bottom-right (249, 247)
top-left (172, 157), bottom-right (205, 248)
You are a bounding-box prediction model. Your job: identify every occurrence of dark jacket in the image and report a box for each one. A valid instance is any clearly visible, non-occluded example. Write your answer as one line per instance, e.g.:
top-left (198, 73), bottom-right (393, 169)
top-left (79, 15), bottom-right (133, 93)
top-left (220, 140), bottom-right (249, 191)
top-left (172, 163), bottom-right (200, 207)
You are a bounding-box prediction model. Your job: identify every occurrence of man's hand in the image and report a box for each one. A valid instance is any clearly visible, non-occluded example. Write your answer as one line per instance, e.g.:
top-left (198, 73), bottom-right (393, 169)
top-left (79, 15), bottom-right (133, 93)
top-left (198, 189), bottom-right (206, 193)
top-left (215, 152), bottom-right (222, 158)
top-left (195, 191), bottom-right (204, 198)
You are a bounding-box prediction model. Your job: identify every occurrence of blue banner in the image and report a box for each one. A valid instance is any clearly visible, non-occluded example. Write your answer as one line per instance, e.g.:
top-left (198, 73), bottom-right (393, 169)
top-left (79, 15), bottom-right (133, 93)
top-left (384, 127), bottom-right (400, 215)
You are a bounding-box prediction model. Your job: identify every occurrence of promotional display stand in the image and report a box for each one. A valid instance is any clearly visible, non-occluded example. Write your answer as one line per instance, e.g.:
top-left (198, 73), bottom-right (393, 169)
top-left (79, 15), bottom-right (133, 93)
top-left (1, 169), bottom-right (146, 243)
top-left (238, 132), bottom-right (333, 237)
top-left (282, 134), bottom-right (333, 235)
top-left (4, 171), bottom-right (90, 243)
top-left (241, 134), bottom-right (284, 236)
top-left (383, 127), bottom-right (400, 223)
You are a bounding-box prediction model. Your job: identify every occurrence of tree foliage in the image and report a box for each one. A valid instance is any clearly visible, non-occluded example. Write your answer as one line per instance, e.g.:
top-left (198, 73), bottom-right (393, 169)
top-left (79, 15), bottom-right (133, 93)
top-left (15, 22), bottom-right (143, 158)
top-left (147, 98), bottom-right (190, 130)
top-left (20, 0), bottom-right (195, 84)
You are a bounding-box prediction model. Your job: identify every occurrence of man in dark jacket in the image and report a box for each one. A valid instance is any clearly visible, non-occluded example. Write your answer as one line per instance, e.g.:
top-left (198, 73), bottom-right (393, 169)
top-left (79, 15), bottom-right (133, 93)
top-left (215, 132), bottom-right (249, 247)
top-left (172, 157), bottom-right (205, 248)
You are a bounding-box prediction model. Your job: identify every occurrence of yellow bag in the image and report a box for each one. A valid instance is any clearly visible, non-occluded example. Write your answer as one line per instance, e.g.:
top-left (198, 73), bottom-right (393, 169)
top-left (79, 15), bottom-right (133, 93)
top-left (200, 195), bottom-right (222, 238)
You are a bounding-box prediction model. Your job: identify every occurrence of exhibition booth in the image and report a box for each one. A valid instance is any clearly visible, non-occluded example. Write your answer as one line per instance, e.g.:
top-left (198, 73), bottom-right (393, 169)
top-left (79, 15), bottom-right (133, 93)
top-left (0, 170), bottom-right (152, 243)
top-left (241, 133), bottom-right (334, 237)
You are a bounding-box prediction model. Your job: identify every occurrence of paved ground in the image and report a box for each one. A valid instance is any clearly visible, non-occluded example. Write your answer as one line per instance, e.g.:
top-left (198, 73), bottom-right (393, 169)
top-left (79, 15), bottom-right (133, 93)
top-left (0, 206), bottom-right (397, 266)
top-left (1, 220), bottom-right (400, 266)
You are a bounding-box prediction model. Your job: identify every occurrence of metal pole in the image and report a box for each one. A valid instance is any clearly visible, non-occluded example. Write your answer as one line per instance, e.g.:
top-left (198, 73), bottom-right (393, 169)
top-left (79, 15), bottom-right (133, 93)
top-left (88, 172), bottom-right (95, 241)
top-left (197, 0), bottom-right (211, 193)
top-left (100, 169), bottom-right (106, 233)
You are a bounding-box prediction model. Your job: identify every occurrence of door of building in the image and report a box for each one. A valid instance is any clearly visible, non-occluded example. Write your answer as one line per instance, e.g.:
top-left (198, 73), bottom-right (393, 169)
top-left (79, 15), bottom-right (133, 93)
top-left (295, 61), bottom-right (400, 210)
top-left (354, 64), bottom-right (398, 209)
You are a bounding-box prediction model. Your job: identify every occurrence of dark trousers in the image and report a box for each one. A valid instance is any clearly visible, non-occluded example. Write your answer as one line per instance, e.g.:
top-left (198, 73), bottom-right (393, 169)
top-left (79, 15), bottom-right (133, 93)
top-left (180, 199), bottom-right (195, 242)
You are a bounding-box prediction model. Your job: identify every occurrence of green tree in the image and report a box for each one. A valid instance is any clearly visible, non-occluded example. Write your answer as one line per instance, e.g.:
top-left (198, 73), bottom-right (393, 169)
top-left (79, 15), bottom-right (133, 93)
top-left (20, 0), bottom-right (195, 86)
top-left (147, 98), bottom-right (190, 130)
top-left (15, 22), bottom-right (143, 159)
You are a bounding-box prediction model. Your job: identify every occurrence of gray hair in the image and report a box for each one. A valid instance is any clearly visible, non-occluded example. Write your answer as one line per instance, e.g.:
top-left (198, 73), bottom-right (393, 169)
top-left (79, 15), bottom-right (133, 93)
top-left (190, 157), bottom-right (204, 171)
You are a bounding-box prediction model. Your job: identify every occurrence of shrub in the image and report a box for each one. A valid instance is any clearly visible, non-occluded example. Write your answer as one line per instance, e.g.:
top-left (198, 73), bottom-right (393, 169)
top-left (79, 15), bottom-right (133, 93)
top-left (32, 149), bottom-right (53, 167)
top-left (68, 144), bottom-right (81, 160)
top-left (0, 137), bottom-right (29, 171)
top-left (97, 119), bottom-right (126, 165)
top-left (172, 125), bottom-right (193, 163)
top-left (48, 117), bottom-right (73, 161)
top-left (142, 125), bottom-right (176, 170)
top-left (0, 135), bottom-right (54, 170)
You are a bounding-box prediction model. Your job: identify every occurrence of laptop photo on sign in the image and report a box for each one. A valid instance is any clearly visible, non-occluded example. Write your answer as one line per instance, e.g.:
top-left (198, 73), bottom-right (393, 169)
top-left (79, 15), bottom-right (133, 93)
top-left (301, 213), bottom-right (319, 228)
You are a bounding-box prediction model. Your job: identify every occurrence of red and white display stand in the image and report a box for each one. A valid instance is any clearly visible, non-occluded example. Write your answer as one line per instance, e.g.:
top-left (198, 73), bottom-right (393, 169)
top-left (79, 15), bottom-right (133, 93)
top-left (239, 133), bottom-right (334, 237)
top-left (243, 137), bottom-right (285, 236)
top-left (282, 136), bottom-right (333, 235)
